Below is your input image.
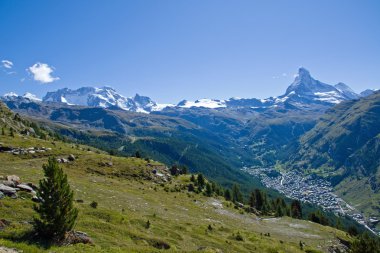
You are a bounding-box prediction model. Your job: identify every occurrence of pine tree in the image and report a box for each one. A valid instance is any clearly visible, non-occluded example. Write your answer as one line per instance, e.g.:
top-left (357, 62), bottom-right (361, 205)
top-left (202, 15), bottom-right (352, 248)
top-left (232, 184), bottom-right (243, 203)
top-left (224, 188), bottom-right (232, 201)
top-left (170, 165), bottom-right (179, 176)
top-left (33, 157), bottom-right (78, 240)
top-left (197, 173), bottom-right (205, 188)
top-left (335, 217), bottom-right (343, 230)
top-left (291, 200), bottom-right (302, 219)
top-left (254, 189), bottom-right (264, 211)
top-left (249, 191), bottom-right (256, 208)
top-left (275, 205), bottom-right (284, 217)
top-left (205, 183), bottom-right (212, 197)
top-left (1, 127), bottom-right (5, 135)
top-left (188, 183), bottom-right (195, 192)
top-left (180, 165), bottom-right (188, 175)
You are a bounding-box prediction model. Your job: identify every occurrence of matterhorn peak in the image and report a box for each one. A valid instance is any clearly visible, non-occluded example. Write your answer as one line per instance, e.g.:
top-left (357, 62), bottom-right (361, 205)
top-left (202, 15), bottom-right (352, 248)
top-left (294, 67), bottom-right (312, 84)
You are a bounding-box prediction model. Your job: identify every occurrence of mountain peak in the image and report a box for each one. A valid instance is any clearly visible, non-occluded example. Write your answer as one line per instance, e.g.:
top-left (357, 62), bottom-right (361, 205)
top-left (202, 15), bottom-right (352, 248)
top-left (334, 83), bottom-right (359, 100)
top-left (293, 67), bottom-right (312, 84)
top-left (3, 92), bottom-right (18, 98)
top-left (298, 67), bottom-right (311, 76)
top-left (23, 92), bottom-right (42, 101)
top-left (41, 86), bottom-right (162, 113)
top-left (281, 68), bottom-right (360, 104)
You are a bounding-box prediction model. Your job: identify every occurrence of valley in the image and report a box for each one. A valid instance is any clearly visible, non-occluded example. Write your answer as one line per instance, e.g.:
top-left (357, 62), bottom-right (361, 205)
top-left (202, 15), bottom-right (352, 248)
top-left (243, 167), bottom-right (379, 235)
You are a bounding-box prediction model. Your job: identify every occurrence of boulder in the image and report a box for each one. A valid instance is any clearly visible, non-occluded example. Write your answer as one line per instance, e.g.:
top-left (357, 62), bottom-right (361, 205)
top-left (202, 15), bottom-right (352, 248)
top-left (0, 191), bottom-right (4, 199)
top-left (6, 175), bottom-right (20, 184)
top-left (0, 184), bottom-right (17, 195)
top-left (68, 154), bottom-right (76, 161)
top-left (62, 231), bottom-right (94, 245)
top-left (32, 195), bottom-right (40, 203)
top-left (57, 158), bottom-right (69, 163)
top-left (27, 182), bottom-right (38, 190)
top-left (17, 184), bottom-right (34, 192)
top-left (28, 127), bottom-right (36, 135)
top-left (2, 180), bottom-right (16, 188)
top-left (0, 146), bottom-right (12, 152)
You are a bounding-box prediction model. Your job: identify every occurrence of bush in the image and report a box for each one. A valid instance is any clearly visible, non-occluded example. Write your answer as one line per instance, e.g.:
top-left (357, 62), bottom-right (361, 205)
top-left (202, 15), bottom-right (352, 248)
top-left (235, 232), bottom-right (244, 241)
top-left (146, 220), bottom-right (151, 229)
top-left (90, 201), bottom-right (98, 209)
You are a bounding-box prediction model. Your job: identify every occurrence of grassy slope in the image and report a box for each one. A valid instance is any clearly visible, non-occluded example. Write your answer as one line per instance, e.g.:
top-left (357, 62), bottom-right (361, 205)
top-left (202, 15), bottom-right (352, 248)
top-left (0, 134), bottom-right (352, 253)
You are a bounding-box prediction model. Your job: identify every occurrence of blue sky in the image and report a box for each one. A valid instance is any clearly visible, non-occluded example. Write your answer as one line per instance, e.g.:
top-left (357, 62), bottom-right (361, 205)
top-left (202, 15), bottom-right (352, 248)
top-left (0, 0), bottom-right (379, 103)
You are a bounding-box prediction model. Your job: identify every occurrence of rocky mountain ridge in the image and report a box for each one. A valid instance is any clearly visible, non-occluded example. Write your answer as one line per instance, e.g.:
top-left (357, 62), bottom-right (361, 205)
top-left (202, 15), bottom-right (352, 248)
top-left (3, 68), bottom-right (377, 113)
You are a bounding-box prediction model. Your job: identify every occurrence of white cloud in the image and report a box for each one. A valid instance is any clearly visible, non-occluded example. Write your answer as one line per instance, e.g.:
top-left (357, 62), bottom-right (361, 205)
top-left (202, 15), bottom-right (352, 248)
top-left (272, 73), bottom-right (288, 79)
top-left (28, 62), bottom-right (60, 83)
top-left (1, 60), bottom-right (13, 69)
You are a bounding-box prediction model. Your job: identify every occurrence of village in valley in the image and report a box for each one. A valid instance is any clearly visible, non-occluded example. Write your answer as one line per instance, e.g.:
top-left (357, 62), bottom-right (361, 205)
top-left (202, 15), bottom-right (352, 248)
top-left (242, 167), bottom-right (380, 236)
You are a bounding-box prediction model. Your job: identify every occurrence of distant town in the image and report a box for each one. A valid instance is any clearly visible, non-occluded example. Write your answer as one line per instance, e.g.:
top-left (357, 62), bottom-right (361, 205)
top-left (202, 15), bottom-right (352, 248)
top-left (242, 167), bottom-right (380, 236)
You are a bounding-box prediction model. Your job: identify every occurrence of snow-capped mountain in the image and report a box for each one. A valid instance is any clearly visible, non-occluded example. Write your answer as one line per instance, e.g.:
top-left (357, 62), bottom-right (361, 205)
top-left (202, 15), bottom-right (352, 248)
top-left (170, 68), bottom-right (364, 110)
top-left (3, 92), bottom-right (42, 102)
top-left (279, 68), bottom-right (352, 105)
top-left (23, 92), bottom-right (42, 102)
top-left (334, 83), bottom-right (360, 100)
top-left (2, 68), bottom-right (376, 113)
top-left (42, 86), bottom-right (166, 113)
top-left (177, 99), bottom-right (227, 108)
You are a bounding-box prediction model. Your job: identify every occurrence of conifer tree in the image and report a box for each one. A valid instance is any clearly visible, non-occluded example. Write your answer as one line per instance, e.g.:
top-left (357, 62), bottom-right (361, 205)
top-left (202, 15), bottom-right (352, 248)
top-left (249, 191), bottom-right (256, 208)
top-left (291, 200), bottom-right (302, 219)
top-left (197, 173), bottom-right (205, 188)
top-left (135, 151), bottom-right (141, 158)
top-left (34, 157), bottom-right (78, 240)
top-left (224, 188), bottom-right (232, 201)
top-left (232, 184), bottom-right (243, 203)
top-left (205, 183), bottom-right (212, 197)
top-left (254, 189), bottom-right (264, 211)
top-left (180, 165), bottom-right (188, 175)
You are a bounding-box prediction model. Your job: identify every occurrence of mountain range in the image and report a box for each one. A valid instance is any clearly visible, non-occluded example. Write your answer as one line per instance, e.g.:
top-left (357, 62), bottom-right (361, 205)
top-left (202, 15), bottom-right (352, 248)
top-left (4, 68), bottom-right (377, 114)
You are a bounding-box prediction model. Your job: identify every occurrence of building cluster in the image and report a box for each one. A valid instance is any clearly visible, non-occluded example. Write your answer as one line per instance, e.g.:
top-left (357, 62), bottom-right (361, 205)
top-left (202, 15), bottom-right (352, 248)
top-left (243, 167), bottom-right (380, 235)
